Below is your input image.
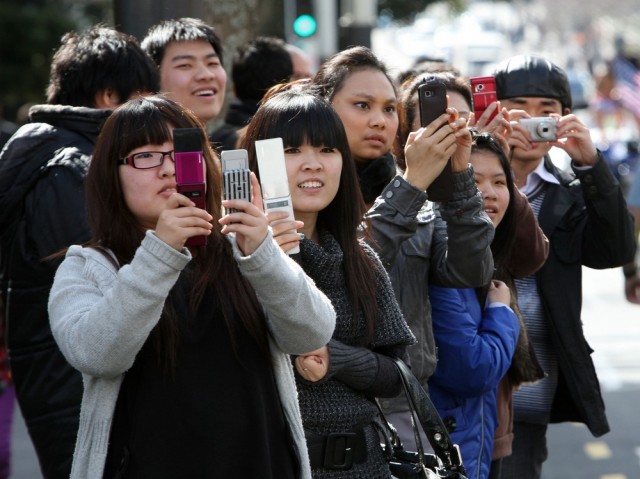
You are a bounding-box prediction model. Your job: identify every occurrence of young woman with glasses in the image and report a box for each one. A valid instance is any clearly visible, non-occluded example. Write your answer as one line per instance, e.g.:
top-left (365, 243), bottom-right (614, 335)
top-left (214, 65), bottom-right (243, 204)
top-left (47, 95), bottom-right (336, 479)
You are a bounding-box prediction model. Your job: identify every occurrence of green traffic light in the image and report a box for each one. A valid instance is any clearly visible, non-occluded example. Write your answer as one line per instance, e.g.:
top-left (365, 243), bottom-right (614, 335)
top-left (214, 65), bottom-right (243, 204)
top-left (293, 14), bottom-right (316, 37)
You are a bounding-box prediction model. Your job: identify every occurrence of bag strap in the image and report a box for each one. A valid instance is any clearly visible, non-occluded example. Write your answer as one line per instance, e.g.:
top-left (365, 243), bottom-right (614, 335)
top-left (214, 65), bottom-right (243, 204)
top-left (392, 358), bottom-right (466, 475)
top-left (375, 375), bottom-right (428, 466)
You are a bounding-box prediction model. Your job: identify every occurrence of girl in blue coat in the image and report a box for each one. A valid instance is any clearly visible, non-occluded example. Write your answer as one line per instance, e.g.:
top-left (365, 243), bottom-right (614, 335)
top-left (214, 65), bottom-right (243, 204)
top-left (428, 133), bottom-right (521, 479)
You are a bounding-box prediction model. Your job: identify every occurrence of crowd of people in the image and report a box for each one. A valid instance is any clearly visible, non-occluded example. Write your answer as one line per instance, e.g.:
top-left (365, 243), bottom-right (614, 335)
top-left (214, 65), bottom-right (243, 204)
top-left (0, 15), bottom-right (636, 479)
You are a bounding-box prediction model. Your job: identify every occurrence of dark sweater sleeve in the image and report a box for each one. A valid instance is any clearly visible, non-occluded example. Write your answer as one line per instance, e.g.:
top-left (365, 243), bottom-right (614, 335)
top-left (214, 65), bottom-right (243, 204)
top-left (327, 339), bottom-right (407, 398)
top-left (507, 190), bottom-right (549, 279)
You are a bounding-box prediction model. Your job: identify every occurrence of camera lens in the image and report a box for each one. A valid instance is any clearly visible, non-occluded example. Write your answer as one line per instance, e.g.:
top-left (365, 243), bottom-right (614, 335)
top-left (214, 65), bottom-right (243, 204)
top-left (535, 120), bottom-right (555, 140)
top-left (476, 84), bottom-right (484, 91)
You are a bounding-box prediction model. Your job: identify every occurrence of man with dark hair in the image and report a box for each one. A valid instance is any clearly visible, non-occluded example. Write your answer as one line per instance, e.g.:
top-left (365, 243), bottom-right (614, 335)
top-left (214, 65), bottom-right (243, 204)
top-left (142, 17), bottom-right (227, 126)
top-left (0, 26), bottom-right (159, 479)
top-left (210, 36), bottom-right (293, 151)
top-left (492, 54), bottom-right (636, 478)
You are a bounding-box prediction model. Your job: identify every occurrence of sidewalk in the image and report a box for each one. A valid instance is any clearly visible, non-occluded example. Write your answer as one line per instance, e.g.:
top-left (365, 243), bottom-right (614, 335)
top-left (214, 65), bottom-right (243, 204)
top-left (9, 406), bottom-right (41, 479)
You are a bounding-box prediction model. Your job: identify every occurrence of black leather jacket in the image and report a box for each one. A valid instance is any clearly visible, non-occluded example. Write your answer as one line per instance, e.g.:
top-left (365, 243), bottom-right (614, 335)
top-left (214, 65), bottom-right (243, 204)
top-left (0, 104), bottom-right (111, 479)
top-left (366, 168), bottom-right (495, 414)
top-left (532, 155), bottom-right (635, 436)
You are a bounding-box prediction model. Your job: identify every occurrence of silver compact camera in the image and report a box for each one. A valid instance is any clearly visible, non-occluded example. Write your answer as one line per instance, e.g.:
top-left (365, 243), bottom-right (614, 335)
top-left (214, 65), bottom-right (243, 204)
top-left (519, 117), bottom-right (558, 142)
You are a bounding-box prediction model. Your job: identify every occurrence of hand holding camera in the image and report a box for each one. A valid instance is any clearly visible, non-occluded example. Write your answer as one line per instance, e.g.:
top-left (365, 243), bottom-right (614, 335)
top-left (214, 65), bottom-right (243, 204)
top-left (518, 117), bottom-right (559, 142)
top-left (513, 113), bottom-right (597, 165)
top-left (552, 113), bottom-right (598, 166)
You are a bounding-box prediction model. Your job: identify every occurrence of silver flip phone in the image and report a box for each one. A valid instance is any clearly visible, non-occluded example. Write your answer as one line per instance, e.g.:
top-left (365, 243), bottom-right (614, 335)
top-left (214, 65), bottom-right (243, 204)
top-left (221, 149), bottom-right (251, 214)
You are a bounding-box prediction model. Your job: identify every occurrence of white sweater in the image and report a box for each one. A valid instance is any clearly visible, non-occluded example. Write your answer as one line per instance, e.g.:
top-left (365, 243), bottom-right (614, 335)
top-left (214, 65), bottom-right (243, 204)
top-left (48, 230), bottom-right (336, 479)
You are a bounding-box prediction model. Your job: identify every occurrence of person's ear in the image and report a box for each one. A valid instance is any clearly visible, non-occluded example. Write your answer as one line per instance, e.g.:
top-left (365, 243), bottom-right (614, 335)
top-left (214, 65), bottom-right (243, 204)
top-left (94, 88), bottom-right (121, 109)
top-left (563, 106), bottom-right (571, 115)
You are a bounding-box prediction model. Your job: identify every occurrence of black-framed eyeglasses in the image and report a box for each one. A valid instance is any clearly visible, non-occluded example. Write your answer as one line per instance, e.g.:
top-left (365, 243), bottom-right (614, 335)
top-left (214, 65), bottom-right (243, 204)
top-left (117, 150), bottom-right (175, 169)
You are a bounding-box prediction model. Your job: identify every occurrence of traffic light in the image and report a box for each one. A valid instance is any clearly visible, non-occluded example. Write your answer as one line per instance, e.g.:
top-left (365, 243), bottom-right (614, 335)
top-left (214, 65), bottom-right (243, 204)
top-left (292, 0), bottom-right (317, 38)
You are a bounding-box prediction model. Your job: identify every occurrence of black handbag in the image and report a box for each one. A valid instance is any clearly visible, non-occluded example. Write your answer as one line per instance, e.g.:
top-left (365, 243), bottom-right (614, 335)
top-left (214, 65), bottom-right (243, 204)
top-left (378, 358), bottom-right (467, 479)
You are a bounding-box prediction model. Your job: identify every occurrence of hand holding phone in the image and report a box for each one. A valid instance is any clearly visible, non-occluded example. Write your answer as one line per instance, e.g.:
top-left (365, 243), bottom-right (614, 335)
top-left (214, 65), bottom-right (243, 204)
top-left (221, 149), bottom-right (252, 214)
top-left (470, 76), bottom-right (498, 124)
top-left (218, 169), bottom-right (271, 256)
top-left (255, 138), bottom-right (299, 255)
top-left (418, 79), bottom-right (454, 201)
top-left (174, 128), bottom-right (207, 246)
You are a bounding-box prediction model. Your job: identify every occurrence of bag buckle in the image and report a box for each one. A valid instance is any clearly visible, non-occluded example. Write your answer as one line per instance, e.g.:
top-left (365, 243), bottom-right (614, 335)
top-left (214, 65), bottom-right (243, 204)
top-left (323, 432), bottom-right (356, 470)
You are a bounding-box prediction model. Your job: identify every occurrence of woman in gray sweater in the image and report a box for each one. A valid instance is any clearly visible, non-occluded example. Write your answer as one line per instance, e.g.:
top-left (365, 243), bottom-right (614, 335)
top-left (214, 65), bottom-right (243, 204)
top-left (47, 96), bottom-right (336, 479)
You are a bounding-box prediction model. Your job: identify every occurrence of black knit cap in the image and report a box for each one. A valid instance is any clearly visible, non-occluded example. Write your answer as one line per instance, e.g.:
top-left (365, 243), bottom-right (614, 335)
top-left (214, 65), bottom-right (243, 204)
top-left (493, 54), bottom-right (572, 111)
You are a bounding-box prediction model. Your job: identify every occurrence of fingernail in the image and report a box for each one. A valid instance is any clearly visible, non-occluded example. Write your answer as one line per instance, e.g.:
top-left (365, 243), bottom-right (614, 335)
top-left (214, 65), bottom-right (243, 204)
top-left (299, 233), bottom-right (305, 239)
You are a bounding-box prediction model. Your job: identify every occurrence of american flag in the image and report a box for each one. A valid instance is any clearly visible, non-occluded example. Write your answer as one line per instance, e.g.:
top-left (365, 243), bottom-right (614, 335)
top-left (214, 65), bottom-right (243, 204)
top-left (613, 56), bottom-right (640, 117)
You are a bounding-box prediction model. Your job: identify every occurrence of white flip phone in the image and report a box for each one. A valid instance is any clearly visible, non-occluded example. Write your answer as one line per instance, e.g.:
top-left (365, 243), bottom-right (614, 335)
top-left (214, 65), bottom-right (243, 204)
top-left (254, 138), bottom-right (299, 255)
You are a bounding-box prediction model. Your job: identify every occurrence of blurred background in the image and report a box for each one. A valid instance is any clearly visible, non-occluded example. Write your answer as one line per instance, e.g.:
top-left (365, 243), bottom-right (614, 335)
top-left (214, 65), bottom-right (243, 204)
top-left (1, 0), bottom-right (639, 182)
top-left (2, 1), bottom-right (640, 478)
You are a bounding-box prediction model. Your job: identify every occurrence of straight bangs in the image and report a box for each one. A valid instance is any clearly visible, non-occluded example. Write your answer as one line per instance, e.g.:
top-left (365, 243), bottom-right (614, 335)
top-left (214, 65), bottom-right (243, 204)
top-left (245, 91), bottom-right (363, 230)
top-left (87, 95), bottom-right (212, 263)
top-left (259, 93), bottom-right (349, 155)
top-left (109, 96), bottom-right (201, 161)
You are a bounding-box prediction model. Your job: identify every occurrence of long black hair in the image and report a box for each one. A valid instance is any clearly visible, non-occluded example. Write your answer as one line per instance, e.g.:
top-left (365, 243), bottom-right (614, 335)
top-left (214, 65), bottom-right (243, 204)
top-left (241, 89), bottom-right (381, 342)
top-left (87, 95), bottom-right (269, 371)
top-left (470, 132), bottom-right (517, 280)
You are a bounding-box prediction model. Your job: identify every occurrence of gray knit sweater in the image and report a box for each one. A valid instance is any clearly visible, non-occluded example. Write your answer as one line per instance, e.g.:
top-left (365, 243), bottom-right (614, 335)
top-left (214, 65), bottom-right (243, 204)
top-left (48, 230), bottom-right (336, 479)
top-left (297, 231), bottom-right (415, 479)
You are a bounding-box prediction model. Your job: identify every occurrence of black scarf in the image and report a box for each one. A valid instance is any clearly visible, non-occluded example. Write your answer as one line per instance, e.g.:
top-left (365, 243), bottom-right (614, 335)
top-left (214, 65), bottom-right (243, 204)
top-left (356, 153), bottom-right (397, 204)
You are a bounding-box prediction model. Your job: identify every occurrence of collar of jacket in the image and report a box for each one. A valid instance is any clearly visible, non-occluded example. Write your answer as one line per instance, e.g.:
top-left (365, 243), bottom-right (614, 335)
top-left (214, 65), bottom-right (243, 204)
top-left (223, 99), bottom-right (259, 127)
top-left (356, 153), bottom-right (397, 204)
top-left (543, 154), bottom-right (583, 188)
top-left (28, 104), bottom-right (112, 140)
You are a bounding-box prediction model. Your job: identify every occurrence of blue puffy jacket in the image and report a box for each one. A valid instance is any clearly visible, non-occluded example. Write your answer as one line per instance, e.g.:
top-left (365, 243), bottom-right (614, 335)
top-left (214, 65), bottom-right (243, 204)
top-left (428, 286), bottom-right (519, 479)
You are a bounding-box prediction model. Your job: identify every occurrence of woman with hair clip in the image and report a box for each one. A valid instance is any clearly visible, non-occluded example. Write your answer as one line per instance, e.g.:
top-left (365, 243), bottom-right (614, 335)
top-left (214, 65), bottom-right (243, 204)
top-left (241, 89), bottom-right (415, 478)
top-left (427, 132), bottom-right (545, 479)
top-left (47, 95), bottom-right (336, 479)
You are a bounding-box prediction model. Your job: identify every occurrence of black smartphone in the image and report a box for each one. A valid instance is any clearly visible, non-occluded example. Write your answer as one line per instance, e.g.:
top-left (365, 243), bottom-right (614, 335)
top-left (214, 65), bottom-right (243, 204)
top-left (418, 79), bottom-right (453, 202)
